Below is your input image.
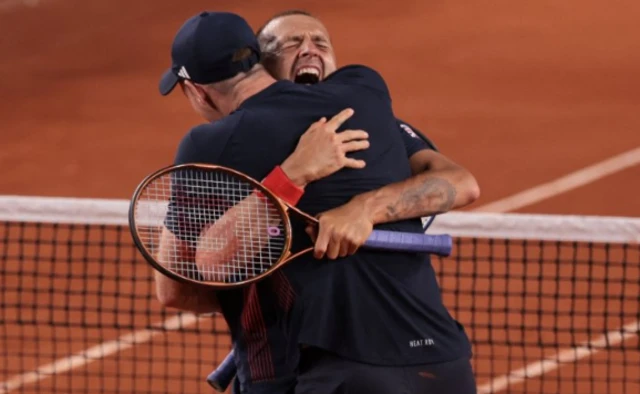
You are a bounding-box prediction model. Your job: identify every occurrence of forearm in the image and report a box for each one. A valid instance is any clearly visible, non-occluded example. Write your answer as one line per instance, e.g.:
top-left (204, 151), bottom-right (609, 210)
top-left (191, 165), bottom-right (302, 281)
top-left (155, 228), bottom-right (220, 313)
top-left (195, 192), bottom-right (282, 281)
top-left (154, 271), bottom-right (221, 314)
top-left (359, 167), bottom-right (479, 225)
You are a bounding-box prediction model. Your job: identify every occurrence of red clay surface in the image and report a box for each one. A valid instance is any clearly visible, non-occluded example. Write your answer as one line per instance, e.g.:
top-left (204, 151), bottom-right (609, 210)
top-left (1, 0), bottom-right (639, 393)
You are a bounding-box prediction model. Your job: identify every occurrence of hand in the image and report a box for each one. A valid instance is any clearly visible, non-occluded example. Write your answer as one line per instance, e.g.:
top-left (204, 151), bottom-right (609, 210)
top-left (280, 108), bottom-right (369, 187)
top-left (305, 197), bottom-right (374, 260)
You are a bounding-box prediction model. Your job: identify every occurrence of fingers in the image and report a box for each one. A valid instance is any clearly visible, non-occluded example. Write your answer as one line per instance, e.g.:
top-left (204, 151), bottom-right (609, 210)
top-left (324, 235), bottom-right (361, 260)
top-left (342, 158), bottom-right (367, 169)
top-left (347, 242), bottom-right (360, 256)
top-left (314, 219), bottom-right (367, 260)
top-left (341, 139), bottom-right (370, 153)
top-left (337, 129), bottom-right (368, 142)
top-left (338, 131), bottom-right (369, 170)
top-left (325, 236), bottom-right (342, 260)
top-left (338, 229), bottom-right (366, 258)
top-left (314, 116), bottom-right (328, 125)
top-left (313, 220), bottom-right (331, 259)
top-left (325, 108), bottom-right (355, 130)
top-left (306, 117), bottom-right (327, 133)
top-left (305, 225), bottom-right (318, 243)
top-left (338, 240), bottom-right (351, 259)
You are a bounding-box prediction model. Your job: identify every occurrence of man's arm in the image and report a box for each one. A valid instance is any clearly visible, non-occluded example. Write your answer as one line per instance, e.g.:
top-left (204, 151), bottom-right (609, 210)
top-left (311, 132), bottom-right (480, 260)
top-left (372, 149), bottom-right (479, 222)
top-left (155, 228), bottom-right (222, 313)
top-left (386, 120), bottom-right (476, 218)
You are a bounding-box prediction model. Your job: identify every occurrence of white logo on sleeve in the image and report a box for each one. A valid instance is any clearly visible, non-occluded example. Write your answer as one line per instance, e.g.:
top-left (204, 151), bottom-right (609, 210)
top-left (400, 123), bottom-right (419, 139)
top-left (178, 66), bottom-right (191, 80)
top-left (409, 338), bottom-right (435, 348)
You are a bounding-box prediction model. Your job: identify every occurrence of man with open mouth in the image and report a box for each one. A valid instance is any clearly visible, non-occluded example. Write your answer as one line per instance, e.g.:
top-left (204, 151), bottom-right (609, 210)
top-left (219, 9), bottom-right (480, 394)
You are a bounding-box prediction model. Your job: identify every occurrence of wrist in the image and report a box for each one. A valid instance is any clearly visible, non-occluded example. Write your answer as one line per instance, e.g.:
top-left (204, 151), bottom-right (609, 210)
top-left (352, 191), bottom-right (381, 225)
top-left (279, 160), bottom-right (310, 188)
top-left (262, 166), bottom-right (305, 206)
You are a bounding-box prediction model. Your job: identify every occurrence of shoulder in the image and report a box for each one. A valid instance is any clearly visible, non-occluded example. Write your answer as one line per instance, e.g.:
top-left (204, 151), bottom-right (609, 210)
top-left (173, 112), bottom-right (245, 165)
top-left (324, 65), bottom-right (390, 97)
top-left (395, 118), bottom-right (438, 152)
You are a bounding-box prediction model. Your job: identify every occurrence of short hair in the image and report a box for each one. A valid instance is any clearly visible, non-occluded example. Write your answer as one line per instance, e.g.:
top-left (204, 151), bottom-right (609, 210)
top-left (255, 9), bottom-right (314, 38)
top-left (255, 9), bottom-right (316, 51)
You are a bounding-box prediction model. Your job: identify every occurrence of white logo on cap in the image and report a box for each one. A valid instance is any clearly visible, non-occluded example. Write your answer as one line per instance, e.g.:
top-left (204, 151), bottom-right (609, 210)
top-left (178, 66), bottom-right (191, 80)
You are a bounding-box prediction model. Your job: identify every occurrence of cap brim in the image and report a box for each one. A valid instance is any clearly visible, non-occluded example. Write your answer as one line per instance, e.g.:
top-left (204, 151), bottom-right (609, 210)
top-left (159, 69), bottom-right (180, 96)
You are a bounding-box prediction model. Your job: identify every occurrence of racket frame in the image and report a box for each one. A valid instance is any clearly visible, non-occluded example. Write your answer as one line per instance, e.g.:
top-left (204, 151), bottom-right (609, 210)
top-left (128, 163), bottom-right (314, 289)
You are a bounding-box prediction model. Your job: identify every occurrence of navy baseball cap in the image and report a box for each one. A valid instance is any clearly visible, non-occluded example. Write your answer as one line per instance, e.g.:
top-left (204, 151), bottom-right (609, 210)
top-left (159, 11), bottom-right (261, 96)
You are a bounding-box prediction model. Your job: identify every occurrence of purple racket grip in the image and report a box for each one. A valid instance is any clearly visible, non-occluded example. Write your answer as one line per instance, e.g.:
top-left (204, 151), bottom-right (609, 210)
top-left (364, 230), bottom-right (453, 256)
top-left (206, 350), bottom-right (237, 392)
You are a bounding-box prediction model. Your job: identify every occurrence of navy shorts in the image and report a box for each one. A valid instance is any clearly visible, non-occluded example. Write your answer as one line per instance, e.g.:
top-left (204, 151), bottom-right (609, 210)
top-left (294, 348), bottom-right (477, 394)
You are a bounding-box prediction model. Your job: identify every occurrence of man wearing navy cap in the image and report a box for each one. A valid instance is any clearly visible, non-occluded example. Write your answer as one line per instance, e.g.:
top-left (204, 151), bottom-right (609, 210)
top-left (156, 11), bottom-right (479, 394)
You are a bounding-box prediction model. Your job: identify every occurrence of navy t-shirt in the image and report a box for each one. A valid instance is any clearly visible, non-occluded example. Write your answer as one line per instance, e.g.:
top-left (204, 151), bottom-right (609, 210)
top-left (168, 65), bottom-right (470, 388)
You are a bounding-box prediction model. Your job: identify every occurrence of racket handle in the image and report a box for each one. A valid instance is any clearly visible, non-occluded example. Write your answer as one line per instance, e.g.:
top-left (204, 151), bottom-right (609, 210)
top-left (206, 350), bottom-right (237, 392)
top-left (365, 230), bottom-right (453, 256)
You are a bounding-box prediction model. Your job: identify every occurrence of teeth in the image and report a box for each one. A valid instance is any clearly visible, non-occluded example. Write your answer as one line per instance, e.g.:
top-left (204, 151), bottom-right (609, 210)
top-left (296, 67), bottom-right (320, 76)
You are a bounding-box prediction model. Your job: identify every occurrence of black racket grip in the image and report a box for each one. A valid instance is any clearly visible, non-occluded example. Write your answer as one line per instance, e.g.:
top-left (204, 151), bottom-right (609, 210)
top-left (206, 350), bottom-right (237, 392)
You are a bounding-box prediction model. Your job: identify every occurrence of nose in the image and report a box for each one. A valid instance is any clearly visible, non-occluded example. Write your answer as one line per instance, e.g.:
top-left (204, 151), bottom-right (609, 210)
top-left (298, 36), bottom-right (320, 58)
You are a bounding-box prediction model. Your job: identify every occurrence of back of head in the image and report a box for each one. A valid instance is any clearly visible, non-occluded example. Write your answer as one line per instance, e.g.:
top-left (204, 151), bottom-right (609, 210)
top-left (158, 11), bottom-right (262, 96)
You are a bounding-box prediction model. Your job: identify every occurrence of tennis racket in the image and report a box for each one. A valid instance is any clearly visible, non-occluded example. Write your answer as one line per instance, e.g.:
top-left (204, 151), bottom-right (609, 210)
top-left (129, 163), bottom-right (453, 288)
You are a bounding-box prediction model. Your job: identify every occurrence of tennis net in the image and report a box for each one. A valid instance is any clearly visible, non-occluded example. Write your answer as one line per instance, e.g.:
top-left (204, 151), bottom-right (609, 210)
top-left (1, 195), bottom-right (639, 394)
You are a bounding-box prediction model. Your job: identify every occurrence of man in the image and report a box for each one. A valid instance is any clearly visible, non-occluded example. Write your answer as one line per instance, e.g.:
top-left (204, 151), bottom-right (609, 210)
top-left (217, 10), bottom-right (460, 393)
top-left (252, 11), bottom-right (480, 394)
top-left (256, 10), bottom-right (476, 259)
top-left (156, 10), bottom-right (479, 394)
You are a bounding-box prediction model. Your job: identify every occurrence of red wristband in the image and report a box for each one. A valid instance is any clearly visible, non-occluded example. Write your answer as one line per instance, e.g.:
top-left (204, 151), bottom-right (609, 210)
top-left (262, 166), bottom-right (304, 206)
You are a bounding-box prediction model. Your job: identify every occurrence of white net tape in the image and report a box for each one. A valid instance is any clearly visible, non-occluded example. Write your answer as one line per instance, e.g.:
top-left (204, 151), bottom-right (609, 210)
top-left (1, 195), bottom-right (639, 244)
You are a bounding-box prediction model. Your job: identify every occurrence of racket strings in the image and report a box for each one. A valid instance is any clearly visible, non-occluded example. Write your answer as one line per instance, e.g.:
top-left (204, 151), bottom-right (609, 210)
top-left (134, 168), bottom-right (287, 283)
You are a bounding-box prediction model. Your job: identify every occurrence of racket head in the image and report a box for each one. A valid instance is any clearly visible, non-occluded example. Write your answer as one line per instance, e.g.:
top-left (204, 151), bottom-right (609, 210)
top-left (128, 163), bottom-right (293, 288)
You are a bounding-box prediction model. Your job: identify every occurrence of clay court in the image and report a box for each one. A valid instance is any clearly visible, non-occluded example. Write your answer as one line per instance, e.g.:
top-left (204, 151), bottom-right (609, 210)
top-left (1, 0), bottom-right (639, 393)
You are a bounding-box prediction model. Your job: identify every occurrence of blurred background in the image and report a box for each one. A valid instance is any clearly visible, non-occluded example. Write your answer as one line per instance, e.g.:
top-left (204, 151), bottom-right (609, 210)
top-left (1, 0), bottom-right (639, 215)
top-left (1, 1), bottom-right (639, 394)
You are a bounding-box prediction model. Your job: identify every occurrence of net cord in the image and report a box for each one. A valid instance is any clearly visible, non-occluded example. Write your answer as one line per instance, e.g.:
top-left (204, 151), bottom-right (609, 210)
top-left (1, 195), bottom-right (639, 244)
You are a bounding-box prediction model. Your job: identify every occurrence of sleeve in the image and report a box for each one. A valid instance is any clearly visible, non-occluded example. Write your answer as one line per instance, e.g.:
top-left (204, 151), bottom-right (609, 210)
top-left (165, 124), bottom-right (231, 242)
top-left (395, 119), bottom-right (438, 157)
top-left (326, 65), bottom-right (391, 99)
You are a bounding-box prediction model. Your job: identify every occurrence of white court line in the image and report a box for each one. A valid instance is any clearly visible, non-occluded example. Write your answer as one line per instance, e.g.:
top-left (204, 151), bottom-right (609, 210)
top-left (472, 146), bottom-right (640, 213)
top-left (0, 313), bottom-right (203, 393)
top-left (477, 320), bottom-right (640, 393)
top-left (2, 147), bottom-right (640, 392)
top-left (473, 146), bottom-right (640, 392)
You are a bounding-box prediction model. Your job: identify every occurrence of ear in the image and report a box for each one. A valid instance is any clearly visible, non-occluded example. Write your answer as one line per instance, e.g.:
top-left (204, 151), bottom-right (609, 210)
top-left (182, 81), bottom-right (207, 104)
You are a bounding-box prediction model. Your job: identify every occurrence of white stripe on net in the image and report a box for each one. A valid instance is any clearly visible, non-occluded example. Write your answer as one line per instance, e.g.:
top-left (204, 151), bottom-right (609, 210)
top-left (427, 212), bottom-right (640, 244)
top-left (1, 195), bottom-right (640, 244)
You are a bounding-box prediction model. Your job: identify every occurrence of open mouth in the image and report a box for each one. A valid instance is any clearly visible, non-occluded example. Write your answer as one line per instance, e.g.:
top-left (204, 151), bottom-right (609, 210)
top-left (293, 67), bottom-right (321, 84)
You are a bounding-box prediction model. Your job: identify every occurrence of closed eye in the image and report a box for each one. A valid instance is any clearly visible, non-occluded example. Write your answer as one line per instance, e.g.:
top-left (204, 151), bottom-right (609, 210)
top-left (276, 35), bottom-right (332, 52)
top-left (312, 36), bottom-right (331, 50)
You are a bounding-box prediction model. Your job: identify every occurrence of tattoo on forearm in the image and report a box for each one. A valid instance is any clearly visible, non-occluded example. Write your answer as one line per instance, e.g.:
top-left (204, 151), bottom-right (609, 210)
top-left (386, 178), bottom-right (457, 221)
